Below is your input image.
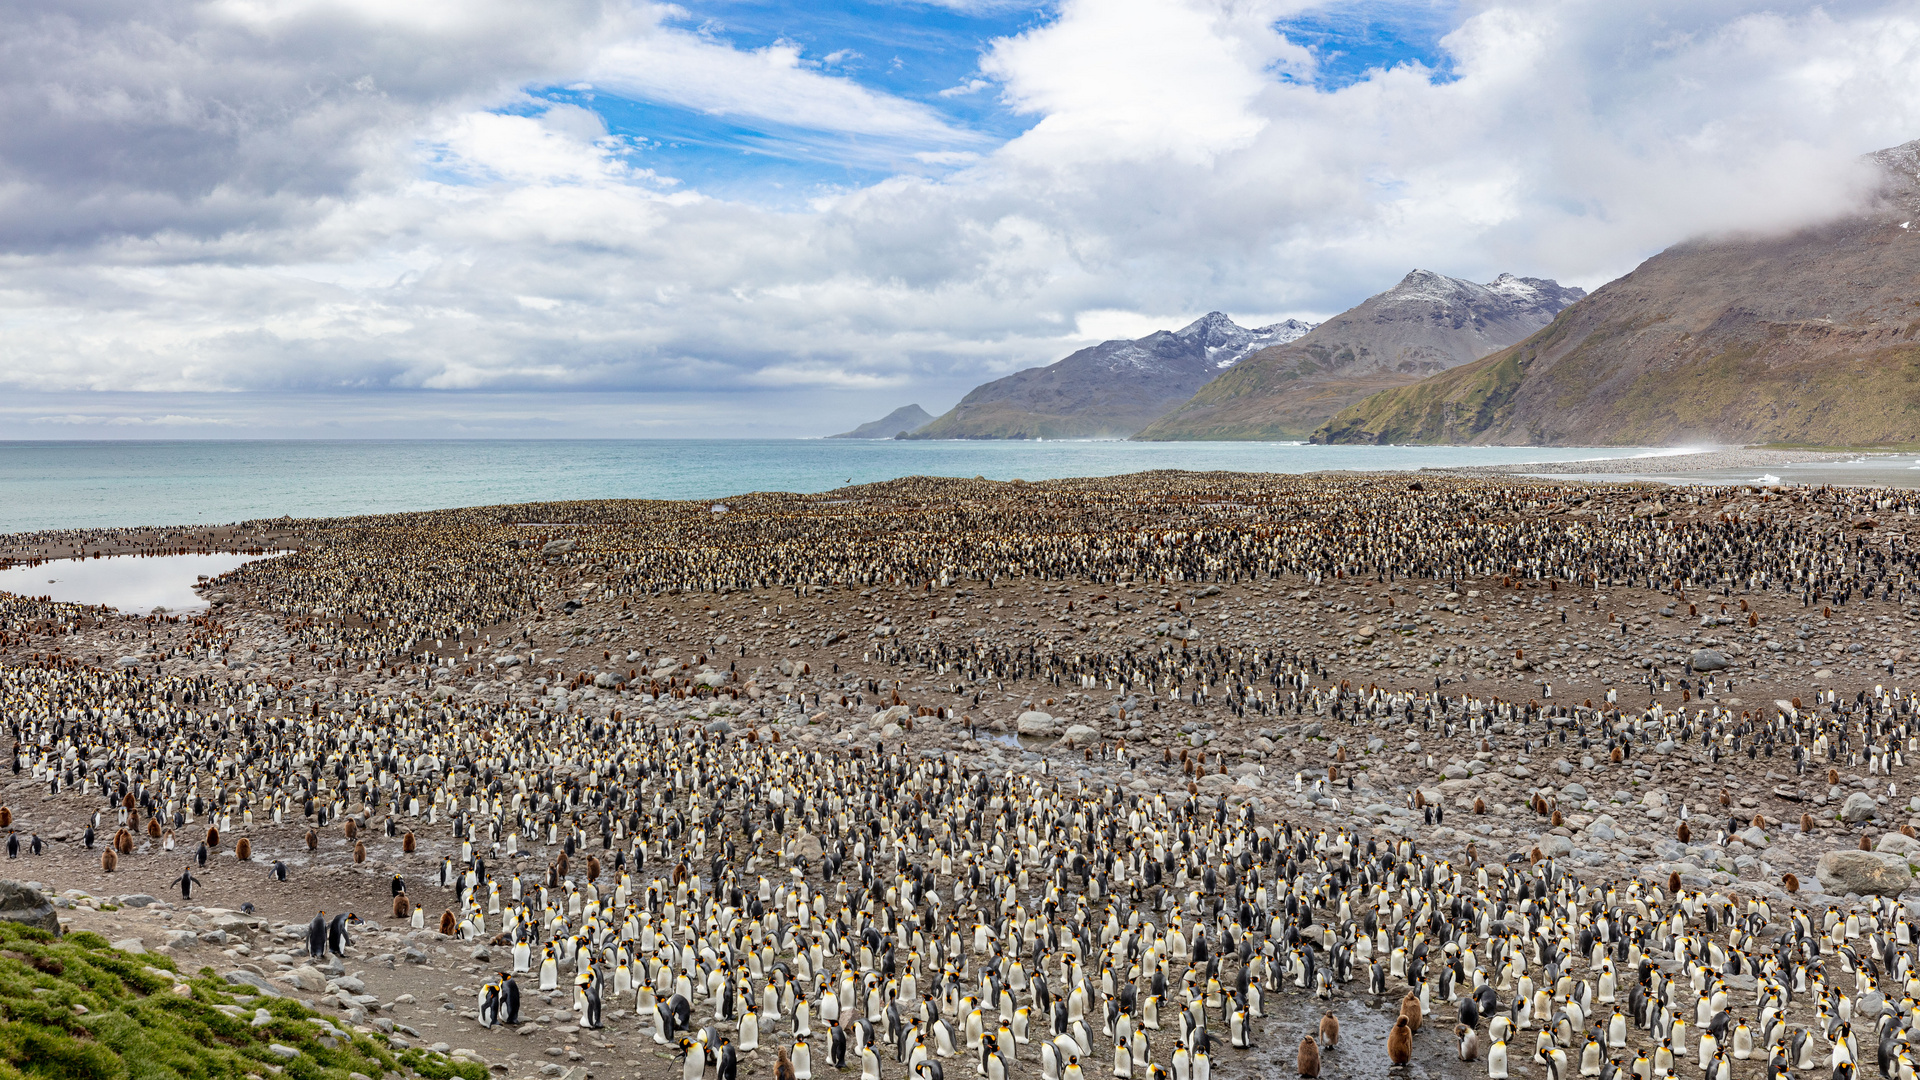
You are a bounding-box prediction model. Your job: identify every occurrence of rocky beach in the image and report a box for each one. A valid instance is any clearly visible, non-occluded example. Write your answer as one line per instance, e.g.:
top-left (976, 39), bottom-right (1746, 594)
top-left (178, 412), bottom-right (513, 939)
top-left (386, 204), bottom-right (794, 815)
top-left (3, 470), bottom-right (1920, 1080)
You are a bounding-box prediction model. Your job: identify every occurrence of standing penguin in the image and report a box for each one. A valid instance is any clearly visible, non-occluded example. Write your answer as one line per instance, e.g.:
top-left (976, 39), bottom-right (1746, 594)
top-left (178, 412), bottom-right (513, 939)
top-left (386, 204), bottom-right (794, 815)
top-left (1319, 1014), bottom-right (1339, 1049)
top-left (680, 1039), bottom-right (708, 1080)
top-left (501, 976), bottom-right (522, 1025)
top-left (738, 1010), bottom-right (759, 1053)
top-left (1297, 1037), bottom-right (1320, 1077)
top-left (175, 868), bottom-right (197, 900)
top-left (584, 972), bottom-right (603, 1030)
top-left (478, 982), bottom-right (500, 1028)
top-left (306, 912), bottom-right (328, 958)
top-left (270, 860), bottom-right (288, 881)
top-left (1388, 1016), bottom-right (1414, 1065)
top-left (328, 911), bottom-right (354, 957)
top-left (1459, 1024), bottom-right (1481, 1062)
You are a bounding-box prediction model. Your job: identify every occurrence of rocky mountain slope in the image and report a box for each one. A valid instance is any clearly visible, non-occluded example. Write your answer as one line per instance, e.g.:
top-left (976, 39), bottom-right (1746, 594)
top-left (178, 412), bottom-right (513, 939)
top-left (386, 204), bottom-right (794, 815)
top-left (1315, 140), bottom-right (1920, 447)
top-left (827, 403), bottom-right (934, 438)
top-left (1134, 272), bottom-right (1584, 440)
top-left (908, 313), bottom-right (1314, 439)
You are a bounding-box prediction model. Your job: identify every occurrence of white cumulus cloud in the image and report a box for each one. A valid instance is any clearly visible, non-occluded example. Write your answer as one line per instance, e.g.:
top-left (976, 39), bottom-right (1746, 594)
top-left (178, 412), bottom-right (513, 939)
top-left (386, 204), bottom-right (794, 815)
top-left (0, 0), bottom-right (1916, 438)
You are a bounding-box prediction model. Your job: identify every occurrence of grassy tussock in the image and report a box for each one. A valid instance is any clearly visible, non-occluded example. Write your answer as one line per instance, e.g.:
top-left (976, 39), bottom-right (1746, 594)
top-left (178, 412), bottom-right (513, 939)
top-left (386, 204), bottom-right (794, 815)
top-left (0, 922), bottom-right (483, 1080)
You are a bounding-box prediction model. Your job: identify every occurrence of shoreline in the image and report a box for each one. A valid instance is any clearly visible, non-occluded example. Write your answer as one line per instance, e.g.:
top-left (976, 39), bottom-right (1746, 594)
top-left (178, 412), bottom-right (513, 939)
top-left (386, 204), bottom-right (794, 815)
top-left (1426, 447), bottom-right (1868, 476)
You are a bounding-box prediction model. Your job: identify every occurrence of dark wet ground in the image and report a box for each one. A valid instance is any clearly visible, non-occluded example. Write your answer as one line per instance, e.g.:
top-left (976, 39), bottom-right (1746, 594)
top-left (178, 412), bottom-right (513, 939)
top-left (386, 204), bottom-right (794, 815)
top-left (1201, 991), bottom-right (1483, 1080)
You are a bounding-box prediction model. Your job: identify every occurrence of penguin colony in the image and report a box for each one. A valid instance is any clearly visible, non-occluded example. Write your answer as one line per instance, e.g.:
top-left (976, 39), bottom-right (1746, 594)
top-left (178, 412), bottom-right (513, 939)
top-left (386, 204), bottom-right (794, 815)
top-left (14, 667), bottom-right (1920, 1080)
top-left (2, 472), bottom-right (1920, 1080)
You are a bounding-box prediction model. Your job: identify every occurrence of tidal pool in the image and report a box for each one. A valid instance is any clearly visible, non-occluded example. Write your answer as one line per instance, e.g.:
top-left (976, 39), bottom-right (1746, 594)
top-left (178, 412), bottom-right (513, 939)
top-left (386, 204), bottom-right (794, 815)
top-left (0, 551), bottom-right (282, 613)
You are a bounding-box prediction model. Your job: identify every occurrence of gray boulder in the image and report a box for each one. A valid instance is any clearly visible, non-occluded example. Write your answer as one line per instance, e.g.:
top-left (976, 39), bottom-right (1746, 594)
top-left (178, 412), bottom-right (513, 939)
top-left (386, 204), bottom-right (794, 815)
top-left (787, 833), bottom-right (824, 862)
top-left (0, 881), bottom-right (60, 933)
top-left (1016, 711), bottom-right (1061, 736)
top-left (1842, 791), bottom-right (1880, 823)
top-left (1878, 832), bottom-right (1920, 858)
top-left (1816, 850), bottom-right (1915, 896)
top-left (1690, 649), bottom-right (1733, 672)
top-left (225, 970), bottom-right (283, 997)
top-left (282, 965), bottom-right (329, 991)
top-left (539, 539), bottom-right (577, 555)
top-left (1060, 725), bottom-right (1101, 748)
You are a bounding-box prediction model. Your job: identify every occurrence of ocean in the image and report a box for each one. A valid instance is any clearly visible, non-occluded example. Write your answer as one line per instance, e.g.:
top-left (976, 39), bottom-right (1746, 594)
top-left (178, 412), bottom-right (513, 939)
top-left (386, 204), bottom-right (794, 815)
top-left (0, 439), bottom-right (1727, 533)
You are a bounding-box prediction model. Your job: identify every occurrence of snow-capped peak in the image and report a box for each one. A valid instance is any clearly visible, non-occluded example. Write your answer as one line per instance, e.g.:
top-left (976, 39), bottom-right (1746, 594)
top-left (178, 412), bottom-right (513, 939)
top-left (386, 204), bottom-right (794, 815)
top-left (1171, 311), bottom-right (1319, 368)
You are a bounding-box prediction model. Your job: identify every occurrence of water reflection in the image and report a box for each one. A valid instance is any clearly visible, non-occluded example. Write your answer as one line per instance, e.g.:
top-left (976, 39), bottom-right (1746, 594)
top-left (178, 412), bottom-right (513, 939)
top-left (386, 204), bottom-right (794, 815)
top-left (0, 552), bottom-right (281, 613)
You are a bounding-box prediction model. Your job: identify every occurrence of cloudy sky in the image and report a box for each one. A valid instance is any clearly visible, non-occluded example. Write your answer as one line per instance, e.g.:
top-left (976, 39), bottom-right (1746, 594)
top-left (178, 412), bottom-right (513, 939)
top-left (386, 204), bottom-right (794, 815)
top-left (2, 0), bottom-right (1917, 438)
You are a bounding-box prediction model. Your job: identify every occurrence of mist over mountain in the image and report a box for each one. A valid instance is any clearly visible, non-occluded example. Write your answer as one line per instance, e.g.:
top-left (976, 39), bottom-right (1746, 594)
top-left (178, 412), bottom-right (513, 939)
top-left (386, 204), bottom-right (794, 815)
top-left (1315, 139), bottom-right (1920, 448)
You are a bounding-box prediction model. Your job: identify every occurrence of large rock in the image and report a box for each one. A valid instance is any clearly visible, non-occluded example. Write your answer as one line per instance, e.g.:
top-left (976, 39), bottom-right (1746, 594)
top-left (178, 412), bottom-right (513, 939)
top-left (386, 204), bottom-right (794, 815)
top-left (1016, 711), bottom-right (1061, 736)
top-left (1841, 791), bottom-right (1880, 823)
top-left (282, 965), bottom-right (329, 992)
top-left (1689, 649), bottom-right (1733, 672)
top-left (787, 833), bottom-right (823, 862)
top-left (0, 881), bottom-right (60, 933)
top-left (1816, 850), bottom-right (1915, 896)
top-left (1060, 725), bottom-right (1101, 748)
top-left (1876, 833), bottom-right (1920, 858)
top-left (225, 970), bottom-right (284, 997)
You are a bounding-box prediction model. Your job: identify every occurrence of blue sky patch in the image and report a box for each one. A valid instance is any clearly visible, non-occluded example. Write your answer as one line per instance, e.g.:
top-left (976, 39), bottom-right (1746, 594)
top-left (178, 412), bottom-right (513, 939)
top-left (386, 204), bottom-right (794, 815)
top-left (518, 0), bottom-right (1054, 202)
top-left (1277, 0), bottom-right (1460, 90)
top-left (491, 1), bottom-right (1467, 202)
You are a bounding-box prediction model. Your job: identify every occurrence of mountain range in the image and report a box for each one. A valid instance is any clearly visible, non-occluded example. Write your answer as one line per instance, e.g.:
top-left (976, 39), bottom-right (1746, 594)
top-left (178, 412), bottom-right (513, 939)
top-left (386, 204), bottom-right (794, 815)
top-left (902, 313), bottom-right (1315, 440)
top-left (1315, 138), bottom-right (1920, 447)
top-left (1135, 273), bottom-right (1585, 440)
top-left (859, 272), bottom-right (1580, 442)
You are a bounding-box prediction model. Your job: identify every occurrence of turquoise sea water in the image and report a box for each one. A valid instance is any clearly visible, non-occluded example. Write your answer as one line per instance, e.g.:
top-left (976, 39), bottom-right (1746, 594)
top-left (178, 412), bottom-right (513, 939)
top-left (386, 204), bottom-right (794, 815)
top-left (0, 439), bottom-right (1715, 533)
